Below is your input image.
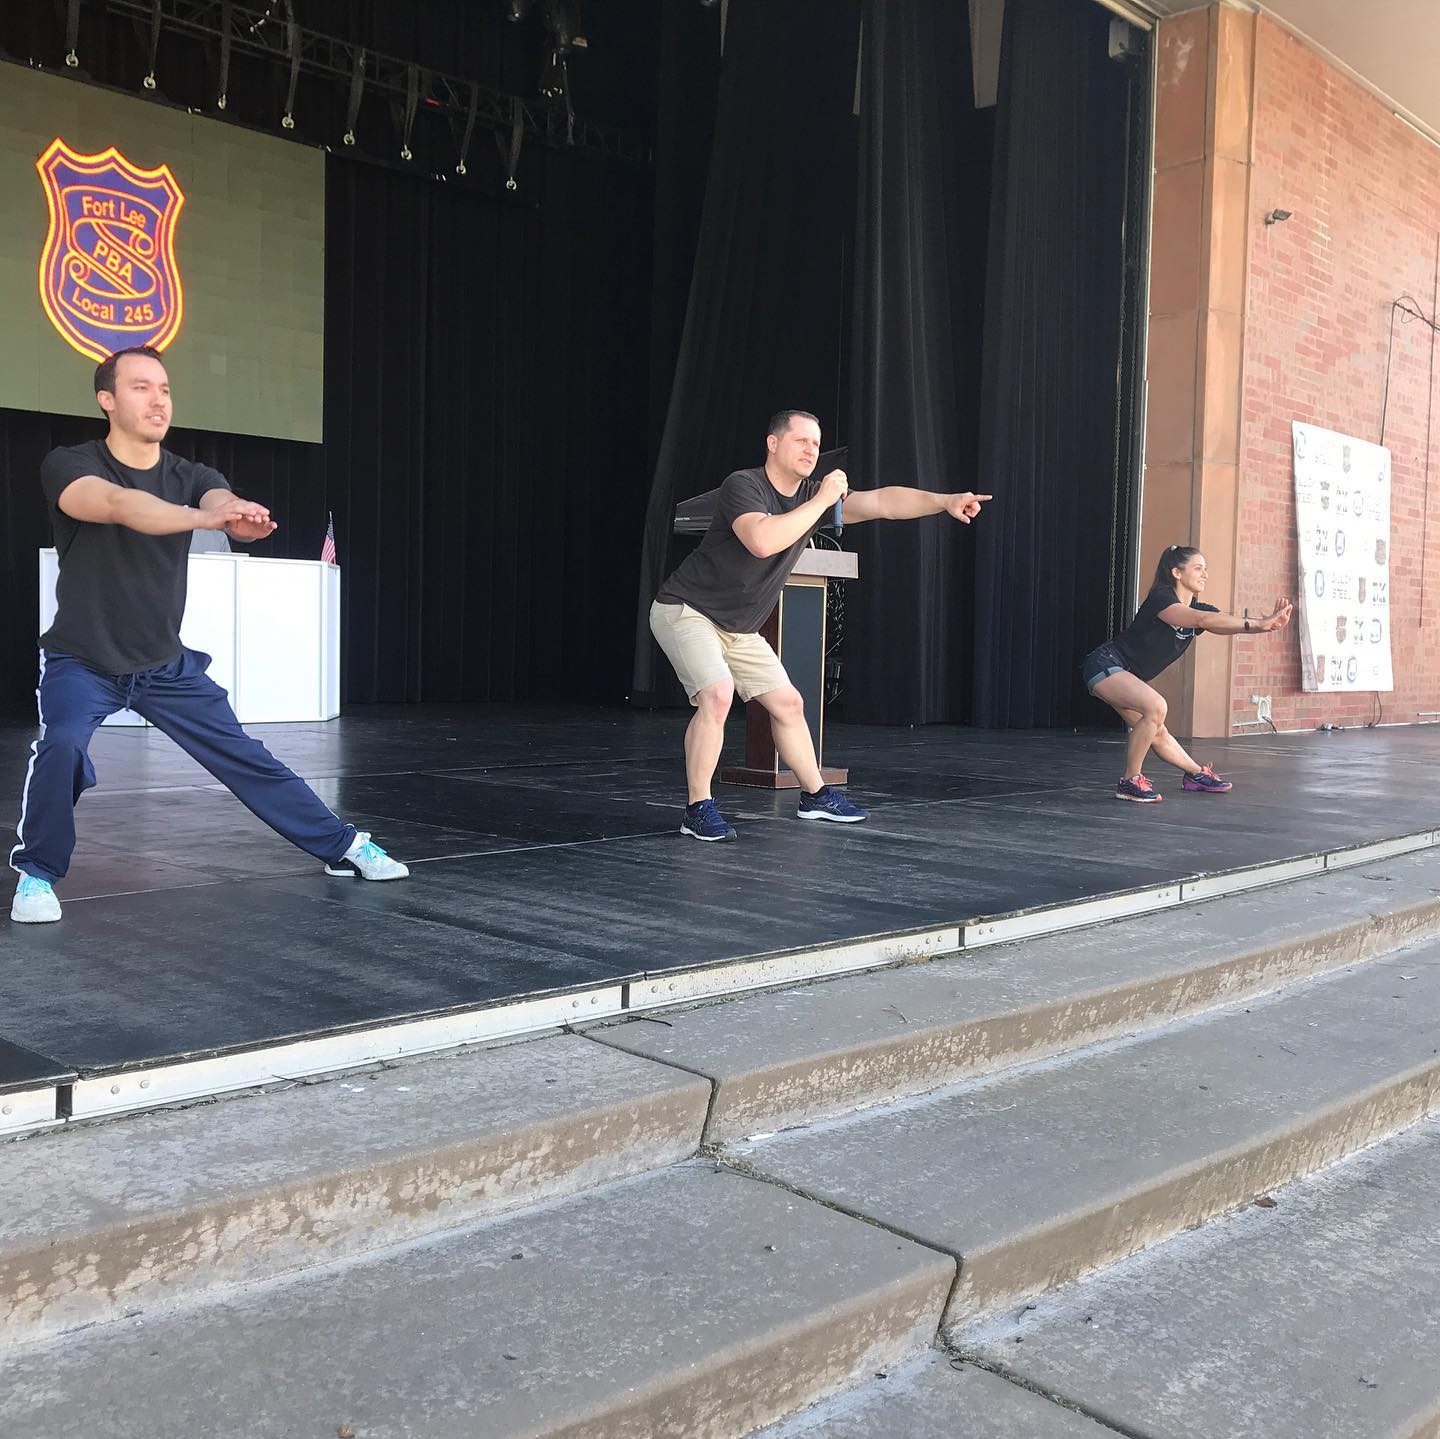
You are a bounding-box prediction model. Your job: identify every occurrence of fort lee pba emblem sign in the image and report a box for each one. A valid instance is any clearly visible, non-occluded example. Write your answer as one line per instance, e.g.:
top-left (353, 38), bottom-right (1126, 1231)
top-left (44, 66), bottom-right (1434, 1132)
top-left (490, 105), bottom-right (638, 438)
top-left (36, 138), bottom-right (185, 363)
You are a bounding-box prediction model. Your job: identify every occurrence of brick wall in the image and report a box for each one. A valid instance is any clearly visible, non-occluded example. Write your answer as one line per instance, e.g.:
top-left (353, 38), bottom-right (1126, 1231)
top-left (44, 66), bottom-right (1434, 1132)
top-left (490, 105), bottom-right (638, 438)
top-left (1234, 18), bottom-right (1440, 730)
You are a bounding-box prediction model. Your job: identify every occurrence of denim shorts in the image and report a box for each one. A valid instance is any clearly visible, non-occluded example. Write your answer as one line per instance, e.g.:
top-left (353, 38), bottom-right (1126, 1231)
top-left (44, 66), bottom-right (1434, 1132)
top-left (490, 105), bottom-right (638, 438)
top-left (1081, 641), bottom-right (1129, 693)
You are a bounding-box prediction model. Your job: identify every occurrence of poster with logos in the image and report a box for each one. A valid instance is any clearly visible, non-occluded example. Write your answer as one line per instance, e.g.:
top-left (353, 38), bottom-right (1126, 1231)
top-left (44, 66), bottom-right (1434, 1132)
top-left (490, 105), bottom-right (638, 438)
top-left (1292, 422), bottom-right (1392, 692)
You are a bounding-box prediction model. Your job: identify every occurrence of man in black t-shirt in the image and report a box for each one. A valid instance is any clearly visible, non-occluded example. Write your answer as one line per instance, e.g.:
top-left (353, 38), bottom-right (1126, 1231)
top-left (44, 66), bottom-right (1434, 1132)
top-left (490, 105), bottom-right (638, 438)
top-left (9, 347), bottom-right (408, 924)
top-left (651, 409), bottom-right (990, 840)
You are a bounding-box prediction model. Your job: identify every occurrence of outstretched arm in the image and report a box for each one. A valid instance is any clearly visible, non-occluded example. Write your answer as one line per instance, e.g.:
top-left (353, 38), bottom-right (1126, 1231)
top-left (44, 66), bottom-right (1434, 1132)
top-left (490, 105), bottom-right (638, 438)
top-left (56, 475), bottom-right (273, 538)
top-left (1156, 597), bottom-right (1293, 635)
top-left (840, 487), bottom-right (992, 525)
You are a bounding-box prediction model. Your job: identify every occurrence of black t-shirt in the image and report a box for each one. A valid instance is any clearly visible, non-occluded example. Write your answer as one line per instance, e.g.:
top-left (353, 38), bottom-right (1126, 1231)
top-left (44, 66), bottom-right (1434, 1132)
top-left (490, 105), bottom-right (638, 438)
top-left (656, 467), bottom-right (825, 633)
top-left (1109, 585), bottom-right (1220, 681)
top-left (39, 439), bottom-right (230, 675)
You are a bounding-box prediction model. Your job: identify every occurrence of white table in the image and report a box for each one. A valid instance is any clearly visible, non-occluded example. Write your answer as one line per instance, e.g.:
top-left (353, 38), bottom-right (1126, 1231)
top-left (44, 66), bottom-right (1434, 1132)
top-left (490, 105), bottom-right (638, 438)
top-left (38, 549), bottom-right (341, 725)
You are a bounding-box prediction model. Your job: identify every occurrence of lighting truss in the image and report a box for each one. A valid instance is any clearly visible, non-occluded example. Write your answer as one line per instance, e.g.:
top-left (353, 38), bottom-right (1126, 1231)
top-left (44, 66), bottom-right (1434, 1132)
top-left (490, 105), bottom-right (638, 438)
top-left (94, 0), bottom-right (651, 166)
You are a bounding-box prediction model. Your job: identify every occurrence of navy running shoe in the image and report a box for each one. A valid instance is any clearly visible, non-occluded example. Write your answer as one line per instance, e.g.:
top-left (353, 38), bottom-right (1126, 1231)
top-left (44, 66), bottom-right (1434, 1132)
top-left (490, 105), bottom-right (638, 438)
top-left (681, 798), bottom-right (737, 841)
top-left (797, 785), bottom-right (868, 823)
top-left (1116, 773), bottom-right (1163, 803)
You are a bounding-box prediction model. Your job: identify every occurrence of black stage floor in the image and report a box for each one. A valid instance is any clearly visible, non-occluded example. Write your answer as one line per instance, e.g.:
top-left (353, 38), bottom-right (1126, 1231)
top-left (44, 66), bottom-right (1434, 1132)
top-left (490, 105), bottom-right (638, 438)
top-left (2, 704), bottom-right (1439, 1092)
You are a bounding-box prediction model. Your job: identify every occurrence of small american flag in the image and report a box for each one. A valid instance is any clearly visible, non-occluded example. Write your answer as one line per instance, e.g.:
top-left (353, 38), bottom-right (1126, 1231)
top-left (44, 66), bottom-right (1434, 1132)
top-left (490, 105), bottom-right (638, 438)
top-left (320, 512), bottom-right (338, 566)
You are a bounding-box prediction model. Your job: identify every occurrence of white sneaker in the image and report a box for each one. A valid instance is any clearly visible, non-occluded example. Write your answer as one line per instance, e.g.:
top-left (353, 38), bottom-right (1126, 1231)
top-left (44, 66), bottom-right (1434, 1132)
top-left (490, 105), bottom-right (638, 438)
top-left (324, 831), bottom-right (409, 881)
top-left (11, 874), bottom-right (62, 923)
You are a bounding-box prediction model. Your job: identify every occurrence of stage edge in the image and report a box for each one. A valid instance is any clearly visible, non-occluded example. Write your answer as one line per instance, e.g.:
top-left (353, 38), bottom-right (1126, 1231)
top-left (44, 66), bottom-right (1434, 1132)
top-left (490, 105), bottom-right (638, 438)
top-left (24, 828), bottom-right (1440, 1136)
top-left (66, 985), bottom-right (626, 1121)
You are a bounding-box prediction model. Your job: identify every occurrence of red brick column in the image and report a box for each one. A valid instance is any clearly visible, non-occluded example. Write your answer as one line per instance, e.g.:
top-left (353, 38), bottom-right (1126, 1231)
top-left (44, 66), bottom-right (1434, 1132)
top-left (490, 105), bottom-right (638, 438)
top-left (1142, 3), bottom-right (1255, 739)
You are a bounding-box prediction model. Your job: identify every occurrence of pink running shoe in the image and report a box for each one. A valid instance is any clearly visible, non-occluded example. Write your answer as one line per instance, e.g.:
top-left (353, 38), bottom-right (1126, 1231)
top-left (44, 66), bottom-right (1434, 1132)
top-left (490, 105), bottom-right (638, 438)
top-left (1116, 773), bottom-right (1162, 803)
top-left (1183, 765), bottom-right (1233, 793)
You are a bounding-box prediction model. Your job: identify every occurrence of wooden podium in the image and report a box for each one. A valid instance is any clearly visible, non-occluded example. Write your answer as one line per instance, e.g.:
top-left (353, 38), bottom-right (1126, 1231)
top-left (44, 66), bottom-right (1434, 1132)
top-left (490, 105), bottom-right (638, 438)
top-left (719, 547), bottom-right (858, 789)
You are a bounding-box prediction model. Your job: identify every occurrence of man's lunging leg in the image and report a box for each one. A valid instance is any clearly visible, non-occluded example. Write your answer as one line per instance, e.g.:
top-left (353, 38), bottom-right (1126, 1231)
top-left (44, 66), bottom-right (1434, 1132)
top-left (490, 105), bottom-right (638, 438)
top-left (10, 651), bottom-right (125, 923)
top-left (135, 651), bottom-right (408, 880)
top-left (752, 684), bottom-right (867, 824)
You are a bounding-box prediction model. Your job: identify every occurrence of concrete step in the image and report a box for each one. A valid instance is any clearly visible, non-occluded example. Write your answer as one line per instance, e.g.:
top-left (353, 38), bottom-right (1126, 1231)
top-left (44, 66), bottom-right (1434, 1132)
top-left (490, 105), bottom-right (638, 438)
top-left (589, 854), bottom-right (1440, 1144)
top-left (955, 1116), bottom-right (1440, 1439)
top-left (11, 857), bottom-right (1434, 1350)
top-left (725, 938), bottom-right (1440, 1331)
top-left (754, 1352), bottom-right (1118, 1437)
top-left (0, 1163), bottom-right (955, 1439)
top-left (0, 1032), bottom-right (708, 1344)
top-left (8, 856), bottom-right (1438, 1435)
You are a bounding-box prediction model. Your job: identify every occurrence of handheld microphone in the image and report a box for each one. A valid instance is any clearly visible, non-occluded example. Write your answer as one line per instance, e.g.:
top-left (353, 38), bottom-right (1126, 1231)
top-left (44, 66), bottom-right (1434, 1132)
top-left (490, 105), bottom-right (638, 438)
top-left (817, 445), bottom-right (850, 539)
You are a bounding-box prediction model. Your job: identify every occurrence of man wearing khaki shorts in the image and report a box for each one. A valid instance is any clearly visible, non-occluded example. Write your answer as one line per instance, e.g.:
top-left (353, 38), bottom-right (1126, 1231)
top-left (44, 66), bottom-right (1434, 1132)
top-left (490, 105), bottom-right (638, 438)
top-left (651, 410), bottom-right (990, 841)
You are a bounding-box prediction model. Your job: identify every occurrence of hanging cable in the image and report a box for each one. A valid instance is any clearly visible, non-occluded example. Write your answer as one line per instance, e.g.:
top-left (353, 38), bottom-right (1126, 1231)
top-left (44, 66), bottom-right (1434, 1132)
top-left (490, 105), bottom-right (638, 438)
top-left (399, 63), bottom-right (420, 160)
top-left (217, 0), bottom-right (233, 108)
top-left (455, 80), bottom-right (479, 175)
top-left (142, 0), bottom-right (162, 89)
top-left (1424, 237), bottom-right (1439, 627)
top-left (1379, 294), bottom-right (1440, 446)
top-left (65, 0), bottom-right (81, 66)
top-left (280, 0), bottom-right (300, 129)
top-left (495, 95), bottom-right (524, 190)
top-left (343, 47), bottom-right (366, 146)
top-left (1377, 286), bottom-right (1440, 628)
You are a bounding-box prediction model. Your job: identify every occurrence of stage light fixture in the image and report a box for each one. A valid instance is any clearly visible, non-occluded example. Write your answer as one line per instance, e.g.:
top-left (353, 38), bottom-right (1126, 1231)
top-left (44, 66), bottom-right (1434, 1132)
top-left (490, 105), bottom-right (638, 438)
top-left (507, 0), bottom-right (536, 20)
top-left (544, 0), bottom-right (587, 52)
top-left (538, 0), bottom-right (586, 99)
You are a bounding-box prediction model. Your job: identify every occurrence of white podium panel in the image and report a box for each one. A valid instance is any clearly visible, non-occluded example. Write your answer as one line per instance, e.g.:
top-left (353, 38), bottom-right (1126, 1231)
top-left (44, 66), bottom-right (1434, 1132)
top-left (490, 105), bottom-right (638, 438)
top-left (181, 556), bottom-right (239, 705)
top-left (235, 557), bottom-right (339, 723)
top-left (38, 549), bottom-right (340, 726)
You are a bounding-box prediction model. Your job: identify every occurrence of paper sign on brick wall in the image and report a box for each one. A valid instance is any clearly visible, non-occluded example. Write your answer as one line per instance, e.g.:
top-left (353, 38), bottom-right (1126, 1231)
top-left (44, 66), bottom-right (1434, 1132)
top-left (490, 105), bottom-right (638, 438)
top-left (1292, 422), bottom-right (1392, 693)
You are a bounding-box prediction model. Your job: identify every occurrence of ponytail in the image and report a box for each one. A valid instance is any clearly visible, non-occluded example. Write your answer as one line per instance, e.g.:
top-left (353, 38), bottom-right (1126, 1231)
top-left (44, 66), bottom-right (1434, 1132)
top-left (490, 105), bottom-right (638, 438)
top-left (1153, 545), bottom-right (1200, 589)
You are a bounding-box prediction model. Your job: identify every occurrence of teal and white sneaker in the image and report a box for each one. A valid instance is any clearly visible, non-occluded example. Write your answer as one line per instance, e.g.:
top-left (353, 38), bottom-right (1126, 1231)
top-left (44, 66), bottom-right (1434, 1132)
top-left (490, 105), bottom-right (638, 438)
top-left (10, 874), bottom-right (62, 924)
top-left (324, 832), bottom-right (410, 881)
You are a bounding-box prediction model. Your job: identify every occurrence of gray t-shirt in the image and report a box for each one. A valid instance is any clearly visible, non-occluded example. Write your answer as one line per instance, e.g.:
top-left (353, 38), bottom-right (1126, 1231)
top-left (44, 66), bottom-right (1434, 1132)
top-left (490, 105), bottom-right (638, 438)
top-left (657, 466), bottom-right (824, 633)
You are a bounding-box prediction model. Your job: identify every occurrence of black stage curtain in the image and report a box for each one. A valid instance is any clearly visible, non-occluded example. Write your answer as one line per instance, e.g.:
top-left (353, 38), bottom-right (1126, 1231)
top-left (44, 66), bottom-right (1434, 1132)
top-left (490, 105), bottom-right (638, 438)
top-left (840, 0), bottom-right (994, 724)
top-left (970, 0), bottom-right (1144, 727)
top-left (324, 147), bottom-right (653, 704)
top-left (635, 0), bottom-right (1145, 727)
top-left (646, 5), bottom-right (722, 473)
top-left (0, 6), bottom-right (658, 711)
top-left (631, 0), bottom-right (861, 698)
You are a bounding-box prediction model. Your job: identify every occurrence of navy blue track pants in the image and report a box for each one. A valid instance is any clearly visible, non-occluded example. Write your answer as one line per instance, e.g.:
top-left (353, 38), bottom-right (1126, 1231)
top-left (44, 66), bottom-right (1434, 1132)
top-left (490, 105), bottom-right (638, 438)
top-left (9, 647), bottom-right (356, 884)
